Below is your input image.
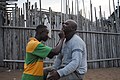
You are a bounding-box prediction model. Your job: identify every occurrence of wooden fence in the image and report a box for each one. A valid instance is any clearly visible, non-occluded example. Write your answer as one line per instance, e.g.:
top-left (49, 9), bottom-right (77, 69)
top-left (0, 26), bottom-right (120, 69)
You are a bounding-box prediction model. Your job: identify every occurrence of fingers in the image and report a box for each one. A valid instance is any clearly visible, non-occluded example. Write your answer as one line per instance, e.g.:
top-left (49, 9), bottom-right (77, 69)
top-left (59, 30), bottom-right (65, 39)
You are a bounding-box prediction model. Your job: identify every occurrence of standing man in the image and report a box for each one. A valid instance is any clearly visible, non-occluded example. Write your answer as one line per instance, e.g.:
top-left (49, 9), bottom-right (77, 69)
top-left (47, 19), bottom-right (87, 80)
top-left (21, 25), bottom-right (65, 80)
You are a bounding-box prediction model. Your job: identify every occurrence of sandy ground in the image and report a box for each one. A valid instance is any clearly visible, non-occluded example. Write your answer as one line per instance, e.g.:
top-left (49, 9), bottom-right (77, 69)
top-left (0, 67), bottom-right (120, 80)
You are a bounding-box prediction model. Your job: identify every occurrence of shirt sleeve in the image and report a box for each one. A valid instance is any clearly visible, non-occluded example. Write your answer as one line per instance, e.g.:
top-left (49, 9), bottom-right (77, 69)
top-left (53, 54), bottom-right (63, 69)
top-left (57, 50), bottom-right (82, 77)
top-left (57, 39), bottom-right (84, 77)
top-left (32, 43), bottom-right (52, 58)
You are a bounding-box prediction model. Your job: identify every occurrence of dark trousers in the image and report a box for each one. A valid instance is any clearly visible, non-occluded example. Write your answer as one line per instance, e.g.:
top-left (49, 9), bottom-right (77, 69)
top-left (58, 72), bottom-right (84, 80)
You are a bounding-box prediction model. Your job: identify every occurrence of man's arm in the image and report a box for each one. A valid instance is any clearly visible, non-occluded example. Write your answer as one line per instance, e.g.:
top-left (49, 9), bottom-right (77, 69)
top-left (52, 54), bottom-right (63, 69)
top-left (57, 50), bottom-right (82, 77)
top-left (47, 31), bottom-right (65, 58)
top-left (47, 50), bottom-right (82, 80)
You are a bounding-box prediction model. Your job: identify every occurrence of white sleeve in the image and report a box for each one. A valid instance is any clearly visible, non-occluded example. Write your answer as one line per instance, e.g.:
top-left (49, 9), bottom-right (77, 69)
top-left (57, 50), bottom-right (82, 77)
top-left (53, 54), bottom-right (63, 69)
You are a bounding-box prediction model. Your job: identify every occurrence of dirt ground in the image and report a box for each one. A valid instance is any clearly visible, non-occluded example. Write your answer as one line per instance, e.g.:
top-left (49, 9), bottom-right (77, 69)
top-left (0, 67), bottom-right (120, 80)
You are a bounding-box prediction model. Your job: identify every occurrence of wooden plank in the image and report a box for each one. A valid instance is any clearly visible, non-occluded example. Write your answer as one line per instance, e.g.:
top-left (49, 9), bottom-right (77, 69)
top-left (0, 22), bottom-right (4, 66)
top-left (1, 27), bottom-right (120, 69)
top-left (3, 58), bottom-right (120, 63)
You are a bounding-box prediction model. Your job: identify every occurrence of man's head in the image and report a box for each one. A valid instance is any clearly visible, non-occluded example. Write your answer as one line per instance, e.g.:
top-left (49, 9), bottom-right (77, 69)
top-left (35, 25), bottom-right (49, 42)
top-left (62, 19), bottom-right (77, 34)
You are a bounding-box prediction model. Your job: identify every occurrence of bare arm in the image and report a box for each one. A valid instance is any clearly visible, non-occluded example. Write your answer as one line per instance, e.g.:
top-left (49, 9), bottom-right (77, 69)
top-left (47, 31), bottom-right (65, 58)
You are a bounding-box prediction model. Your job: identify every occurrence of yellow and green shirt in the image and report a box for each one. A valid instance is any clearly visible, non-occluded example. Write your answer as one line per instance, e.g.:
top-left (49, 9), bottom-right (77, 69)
top-left (21, 37), bottom-right (52, 80)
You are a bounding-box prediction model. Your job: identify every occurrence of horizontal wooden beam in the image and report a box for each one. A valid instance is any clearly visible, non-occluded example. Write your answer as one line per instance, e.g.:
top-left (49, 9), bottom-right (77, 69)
top-left (3, 59), bottom-right (54, 64)
top-left (87, 58), bottom-right (120, 63)
top-left (6, 7), bottom-right (15, 8)
top-left (6, 0), bottom-right (18, 1)
top-left (3, 58), bottom-right (120, 63)
top-left (1, 27), bottom-right (120, 35)
top-left (1, 26), bottom-right (36, 30)
top-left (52, 29), bottom-right (120, 35)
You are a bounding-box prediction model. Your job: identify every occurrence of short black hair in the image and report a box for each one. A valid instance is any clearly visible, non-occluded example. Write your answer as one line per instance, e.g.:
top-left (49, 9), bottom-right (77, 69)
top-left (35, 25), bottom-right (47, 32)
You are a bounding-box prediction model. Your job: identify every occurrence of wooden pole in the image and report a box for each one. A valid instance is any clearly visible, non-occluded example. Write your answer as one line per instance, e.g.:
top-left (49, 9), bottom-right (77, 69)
top-left (72, 0), bottom-right (73, 15)
top-left (104, 11), bottom-right (106, 19)
top-left (28, 1), bottom-right (31, 27)
top-left (99, 6), bottom-right (103, 31)
top-left (75, 0), bottom-right (77, 15)
top-left (61, 0), bottom-right (62, 25)
top-left (35, 2), bottom-right (37, 26)
top-left (66, 0), bottom-right (68, 20)
top-left (68, 0), bottom-right (70, 19)
top-left (23, 3), bottom-right (25, 27)
top-left (116, 0), bottom-right (120, 32)
top-left (77, 0), bottom-right (79, 24)
top-left (109, 0), bottom-right (111, 16)
top-left (49, 7), bottom-right (52, 38)
top-left (49, 7), bottom-right (52, 30)
top-left (94, 7), bottom-right (97, 26)
top-left (82, 0), bottom-right (86, 18)
top-left (15, 3), bottom-right (17, 26)
top-left (113, 0), bottom-right (117, 32)
top-left (117, 0), bottom-right (119, 18)
top-left (25, 2), bottom-right (28, 27)
top-left (113, 0), bottom-right (117, 19)
top-left (23, 3), bottom-right (25, 15)
top-left (39, 0), bottom-right (42, 24)
top-left (90, 0), bottom-right (93, 23)
top-left (18, 8), bottom-right (20, 26)
top-left (0, 12), bottom-right (4, 66)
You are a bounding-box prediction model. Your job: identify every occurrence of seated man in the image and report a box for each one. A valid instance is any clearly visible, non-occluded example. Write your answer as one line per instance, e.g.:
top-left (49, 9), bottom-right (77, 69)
top-left (46, 19), bottom-right (87, 80)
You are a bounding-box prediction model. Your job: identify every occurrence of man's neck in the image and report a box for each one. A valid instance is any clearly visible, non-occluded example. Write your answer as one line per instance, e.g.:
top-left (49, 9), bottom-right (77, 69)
top-left (35, 36), bottom-right (41, 42)
top-left (65, 31), bottom-right (76, 42)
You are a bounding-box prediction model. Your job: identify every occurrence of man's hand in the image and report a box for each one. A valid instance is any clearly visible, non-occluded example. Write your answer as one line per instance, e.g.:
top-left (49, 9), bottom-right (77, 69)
top-left (58, 30), bottom-right (65, 39)
top-left (44, 67), bottom-right (54, 78)
top-left (47, 70), bottom-right (60, 80)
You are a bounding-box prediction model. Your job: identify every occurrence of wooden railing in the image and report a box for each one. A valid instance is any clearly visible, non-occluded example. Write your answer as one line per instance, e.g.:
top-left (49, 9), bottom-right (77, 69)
top-left (0, 26), bottom-right (120, 69)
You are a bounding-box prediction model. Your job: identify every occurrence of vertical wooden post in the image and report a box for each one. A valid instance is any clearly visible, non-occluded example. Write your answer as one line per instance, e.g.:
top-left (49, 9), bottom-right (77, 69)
top-left (35, 2), bottom-right (38, 26)
top-left (99, 6), bottom-right (102, 28)
top-left (61, 0), bottom-right (62, 25)
top-left (18, 8), bottom-right (20, 26)
top-left (31, 5), bottom-right (34, 26)
top-left (75, 0), bottom-right (77, 15)
top-left (15, 3), bottom-right (17, 26)
top-left (66, 0), bottom-right (68, 20)
top-left (117, 0), bottom-right (119, 18)
top-left (77, 0), bottom-right (79, 26)
top-left (25, 2), bottom-right (28, 27)
top-left (94, 7), bottom-right (97, 27)
top-left (72, 0), bottom-right (73, 15)
top-left (28, 1), bottom-right (31, 27)
top-left (22, 3), bottom-right (25, 27)
top-left (116, 0), bottom-right (120, 32)
top-left (113, 0), bottom-right (117, 20)
top-left (9, 12), bottom-right (12, 26)
top-left (109, 0), bottom-right (111, 15)
top-left (68, 0), bottom-right (70, 19)
top-left (12, 7), bottom-right (15, 26)
top-left (82, 0), bottom-right (86, 18)
top-left (39, 0), bottom-right (42, 24)
top-left (0, 11), bottom-right (4, 66)
top-left (90, 0), bottom-right (93, 23)
top-left (69, 8), bottom-right (70, 19)
top-left (113, 0), bottom-right (117, 32)
top-left (49, 7), bottom-right (52, 28)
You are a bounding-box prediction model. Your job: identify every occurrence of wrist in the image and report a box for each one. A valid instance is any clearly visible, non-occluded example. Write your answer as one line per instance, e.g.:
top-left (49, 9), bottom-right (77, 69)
top-left (60, 38), bottom-right (65, 41)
